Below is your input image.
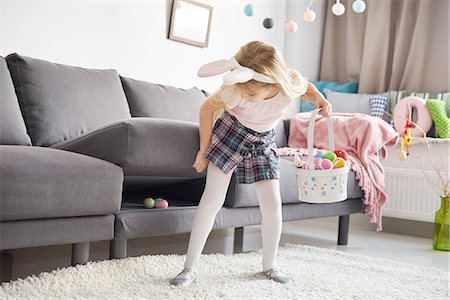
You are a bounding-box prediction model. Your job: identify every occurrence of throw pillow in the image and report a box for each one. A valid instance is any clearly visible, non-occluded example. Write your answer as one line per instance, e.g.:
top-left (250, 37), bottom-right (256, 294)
top-left (300, 80), bottom-right (359, 112)
top-left (425, 99), bottom-right (450, 138)
top-left (389, 90), bottom-right (450, 137)
top-left (369, 96), bottom-right (390, 119)
top-left (312, 80), bottom-right (359, 95)
top-left (121, 76), bottom-right (206, 123)
top-left (324, 90), bottom-right (388, 114)
top-left (6, 53), bottom-right (131, 146)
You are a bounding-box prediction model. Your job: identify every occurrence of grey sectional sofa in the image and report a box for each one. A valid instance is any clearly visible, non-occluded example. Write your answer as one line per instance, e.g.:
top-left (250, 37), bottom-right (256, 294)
top-left (0, 54), bottom-right (365, 282)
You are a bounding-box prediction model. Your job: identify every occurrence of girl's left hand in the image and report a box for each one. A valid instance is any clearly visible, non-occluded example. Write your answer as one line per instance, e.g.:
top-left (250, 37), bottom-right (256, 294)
top-left (315, 97), bottom-right (332, 117)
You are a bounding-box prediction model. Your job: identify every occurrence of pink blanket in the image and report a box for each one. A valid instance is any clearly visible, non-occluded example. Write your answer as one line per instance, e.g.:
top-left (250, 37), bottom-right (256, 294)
top-left (288, 112), bottom-right (399, 231)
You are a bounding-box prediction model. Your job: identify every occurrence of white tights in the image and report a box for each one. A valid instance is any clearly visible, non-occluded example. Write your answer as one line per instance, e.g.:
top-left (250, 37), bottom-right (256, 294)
top-left (183, 163), bottom-right (282, 272)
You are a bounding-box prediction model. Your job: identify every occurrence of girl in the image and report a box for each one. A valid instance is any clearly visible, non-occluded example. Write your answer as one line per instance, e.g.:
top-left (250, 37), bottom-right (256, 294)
top-left (171, 41), bottom-right (331, 286)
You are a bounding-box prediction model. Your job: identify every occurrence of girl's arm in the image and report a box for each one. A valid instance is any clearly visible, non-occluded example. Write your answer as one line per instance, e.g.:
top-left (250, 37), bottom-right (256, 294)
top-left (192, 90), bottom-right (224, 173)
top-left (302, 82), bottom-right (332, 117)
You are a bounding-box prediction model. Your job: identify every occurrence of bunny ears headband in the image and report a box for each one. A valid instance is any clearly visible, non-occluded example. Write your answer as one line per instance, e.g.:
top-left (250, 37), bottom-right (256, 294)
top-left (197, 57), bottom-right (276, 85)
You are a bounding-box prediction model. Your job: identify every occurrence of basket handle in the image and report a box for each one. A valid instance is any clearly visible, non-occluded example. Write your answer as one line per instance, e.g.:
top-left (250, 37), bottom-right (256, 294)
top-left (307, 109), bottom-right (334, 169)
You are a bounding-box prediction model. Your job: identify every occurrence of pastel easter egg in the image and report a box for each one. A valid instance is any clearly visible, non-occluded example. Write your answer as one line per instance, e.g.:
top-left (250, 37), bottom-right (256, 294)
top-left (314, 158), bottom-right (322, 166)
top-left (303, 164), bottom-right (319, 170)
top-left (143, 197), bottom-right (155, 209)
top-left (334, 149), bottom-right (348, 161)
top-left (332, 157), bottom-right (346, 168)
top-left (320, 159), bottom-right (333, 170)
top-left (323, 151), bottom-right (337, 161)
top-left (155, 199), bottom-right (169, 209)
top-left (314, 152), bottom-right (324, 159)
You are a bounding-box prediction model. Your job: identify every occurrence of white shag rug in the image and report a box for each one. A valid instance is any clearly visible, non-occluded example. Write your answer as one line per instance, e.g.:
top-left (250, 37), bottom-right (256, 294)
top-left (0, 243), bottom-right (448, 300)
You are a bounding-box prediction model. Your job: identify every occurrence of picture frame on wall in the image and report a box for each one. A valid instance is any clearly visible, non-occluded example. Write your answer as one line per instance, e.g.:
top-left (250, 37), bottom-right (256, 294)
top-left (169, 0), bottom-right (213, 48)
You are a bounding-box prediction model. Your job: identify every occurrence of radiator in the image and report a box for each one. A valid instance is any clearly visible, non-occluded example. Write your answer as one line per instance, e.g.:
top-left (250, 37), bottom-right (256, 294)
top-left (383, 168), bottom-right (444, 223)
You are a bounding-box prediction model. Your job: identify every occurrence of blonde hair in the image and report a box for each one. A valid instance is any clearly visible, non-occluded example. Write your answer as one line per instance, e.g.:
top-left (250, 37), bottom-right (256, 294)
top-left (210, 41), bottom-right (308, 120)
top-left (233, 40), bottom-right (308, 99)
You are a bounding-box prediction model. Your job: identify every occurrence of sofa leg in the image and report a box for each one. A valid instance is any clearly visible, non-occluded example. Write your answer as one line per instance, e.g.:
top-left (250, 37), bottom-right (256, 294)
top-left (109, 239), bottom-right (127, 259)
top-left (338, 215), bottom-right (350, 245)
top-left (233, 227), bottom-right (244, 253)
top-left (71, 242), bottom-right (90, 266)
top-left (1, 250), bottom-right (13, 282)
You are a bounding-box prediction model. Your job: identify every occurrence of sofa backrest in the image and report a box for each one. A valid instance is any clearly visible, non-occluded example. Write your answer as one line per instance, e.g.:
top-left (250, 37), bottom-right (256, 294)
top-left (121, 76), bottom-right (206, 123)
top-left (0, 56), bottom-right (31, 145)
top-left (6, 54), bottom-right (132, 146)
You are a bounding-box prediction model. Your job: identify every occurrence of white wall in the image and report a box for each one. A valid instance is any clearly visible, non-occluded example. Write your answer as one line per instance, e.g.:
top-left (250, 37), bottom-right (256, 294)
top-left (284, 0), bottom-right (327, 81)
top-left (0, 0), bottom-right (327, 92)
top-left (0, 0), bottom-right (293, 93)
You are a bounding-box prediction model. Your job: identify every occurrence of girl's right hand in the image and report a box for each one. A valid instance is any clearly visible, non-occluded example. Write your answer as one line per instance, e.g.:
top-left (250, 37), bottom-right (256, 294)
top-left (192, 150), bottom-right (209, 173)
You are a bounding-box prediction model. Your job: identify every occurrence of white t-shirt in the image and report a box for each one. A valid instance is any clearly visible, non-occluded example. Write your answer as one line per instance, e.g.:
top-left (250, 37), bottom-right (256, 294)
top-left (221, 87), bottom-right (292, 133)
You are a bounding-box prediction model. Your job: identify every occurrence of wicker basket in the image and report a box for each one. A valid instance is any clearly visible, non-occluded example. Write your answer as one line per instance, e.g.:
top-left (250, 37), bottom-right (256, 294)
top-left (296, 109), bottom-right (350, 203)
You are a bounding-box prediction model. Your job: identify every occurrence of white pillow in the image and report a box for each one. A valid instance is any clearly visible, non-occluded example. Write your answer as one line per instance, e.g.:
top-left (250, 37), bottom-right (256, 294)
top-left (324, 90), bottom-right (388, 114)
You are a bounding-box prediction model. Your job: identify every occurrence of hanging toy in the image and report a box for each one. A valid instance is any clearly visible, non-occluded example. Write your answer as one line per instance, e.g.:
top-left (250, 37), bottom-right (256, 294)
top-left (398, 103), bottom-right (413, 161)
top-left (303, 0), bottom-right (316, 22)
top-left (263, 17), bottom-right (274, 29)
top-left (399, 120), bottom-right (412, 161)
top-left (285, 20), bottom-right (298, 33)
top-left (244, 3), bottom-right (254, 17)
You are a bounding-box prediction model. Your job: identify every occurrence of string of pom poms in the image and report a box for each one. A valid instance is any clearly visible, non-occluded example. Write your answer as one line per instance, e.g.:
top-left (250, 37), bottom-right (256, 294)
top-left (243, 0), bottom-right (366, 33)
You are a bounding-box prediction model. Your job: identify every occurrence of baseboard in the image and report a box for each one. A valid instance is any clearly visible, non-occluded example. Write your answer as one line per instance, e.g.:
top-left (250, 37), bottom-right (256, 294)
top-left (318, 214), bottom-right (434, 238)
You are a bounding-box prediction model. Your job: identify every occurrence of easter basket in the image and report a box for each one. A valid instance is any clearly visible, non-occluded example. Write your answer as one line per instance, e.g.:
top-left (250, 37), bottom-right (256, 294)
top-left (296, 109), bottom-right (350, 203)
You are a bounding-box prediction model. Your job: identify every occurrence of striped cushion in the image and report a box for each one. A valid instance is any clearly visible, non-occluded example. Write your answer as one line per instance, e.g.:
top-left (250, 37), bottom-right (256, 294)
top-left (388, 90), bottom-right (450, 137)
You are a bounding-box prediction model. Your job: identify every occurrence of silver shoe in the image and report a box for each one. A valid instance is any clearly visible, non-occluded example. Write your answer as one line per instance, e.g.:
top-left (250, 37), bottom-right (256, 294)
top-left (262, 268), bottom-right (292, 284)
top-left (170, 267), bottom-right (198, 286)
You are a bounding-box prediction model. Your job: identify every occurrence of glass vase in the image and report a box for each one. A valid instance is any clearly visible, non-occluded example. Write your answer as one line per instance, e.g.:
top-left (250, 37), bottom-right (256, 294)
top-left (433, 195), bottom-right (450, 251)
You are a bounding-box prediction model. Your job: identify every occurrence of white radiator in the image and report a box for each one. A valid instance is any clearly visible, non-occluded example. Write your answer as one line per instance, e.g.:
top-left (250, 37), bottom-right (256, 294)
top-left (383, 168), bottom-right (442, 222)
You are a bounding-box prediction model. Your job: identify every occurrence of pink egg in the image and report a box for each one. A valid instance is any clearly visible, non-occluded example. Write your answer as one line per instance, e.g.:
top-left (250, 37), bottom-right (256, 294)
top-left (320, 159), bottom-right (333, 170)
top-left (285, 20), bottom-right (298, 33)
top-left (314, 158), bottom-right (322, 166)
top-left (155, 199), bottom-right (169, 209)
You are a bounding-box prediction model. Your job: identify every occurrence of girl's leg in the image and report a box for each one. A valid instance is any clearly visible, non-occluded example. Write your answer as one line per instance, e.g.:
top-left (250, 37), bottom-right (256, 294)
top-left (253, 179), bottom-right (283, 271)
top-left (183, 162), bottom-right (235, 270)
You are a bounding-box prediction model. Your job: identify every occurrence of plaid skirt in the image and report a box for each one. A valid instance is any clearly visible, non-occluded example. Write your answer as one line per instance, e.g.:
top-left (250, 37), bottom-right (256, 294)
top-left (205, 110), bottom-right (280, 184)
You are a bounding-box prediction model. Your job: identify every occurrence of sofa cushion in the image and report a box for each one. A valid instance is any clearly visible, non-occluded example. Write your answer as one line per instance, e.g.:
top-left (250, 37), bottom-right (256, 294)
top-left (121, 76), bottom-right (205, 123)
top-left (0, 146), bottom-right (123, 221)
top-left (0, 57), bottom-right (31, 145)
top-left (52, 118), bottom-right (203, 177)
top-left (6, 54), bottom-right (131, 146)
top-left (224, 157), bottom-right (364, 207)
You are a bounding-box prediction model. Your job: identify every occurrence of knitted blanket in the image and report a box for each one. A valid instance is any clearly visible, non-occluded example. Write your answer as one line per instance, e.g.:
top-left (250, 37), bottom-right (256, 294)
top-left (286, 112), bottom-right (399, 231)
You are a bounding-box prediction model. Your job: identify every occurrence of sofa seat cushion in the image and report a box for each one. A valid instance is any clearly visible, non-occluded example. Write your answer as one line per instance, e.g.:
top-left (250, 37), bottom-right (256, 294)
top-left (6, 53), bottom-right (131, 146)
top-left (0, 146), bottom-right (123, 221)
top-left (224, 157), bottom-right (364, 208)
top-left (121, 76), bottom-right (206, 123)
top-left (52, 118), bottom-right (203, 177)
top-left (0, 57), bottom-right (31, 145)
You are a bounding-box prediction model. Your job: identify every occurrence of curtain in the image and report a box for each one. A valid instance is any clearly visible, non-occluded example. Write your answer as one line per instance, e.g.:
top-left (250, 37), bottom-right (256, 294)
top-left (320, 0), bottom-right (449, 93)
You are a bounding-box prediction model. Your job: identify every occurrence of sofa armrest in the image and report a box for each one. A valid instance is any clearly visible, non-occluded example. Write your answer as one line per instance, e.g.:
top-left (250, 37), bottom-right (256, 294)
top-left (53, 117), bottom-right (203, 177)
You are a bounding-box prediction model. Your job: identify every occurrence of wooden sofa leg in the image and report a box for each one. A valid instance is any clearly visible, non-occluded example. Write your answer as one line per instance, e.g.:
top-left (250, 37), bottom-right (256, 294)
top-left (338, 215), bottom-right (350, 245)
top-left (1, 250), bottom-right (13, 282)
top-left (234, 227), bottom-right (244, 253)
top-left (71, 242), bottom-right (90, 266)
top-left (109, 239), bottom-right (127, 259)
